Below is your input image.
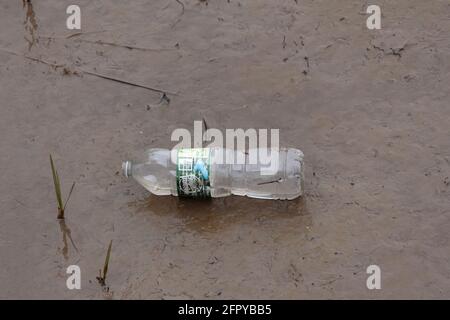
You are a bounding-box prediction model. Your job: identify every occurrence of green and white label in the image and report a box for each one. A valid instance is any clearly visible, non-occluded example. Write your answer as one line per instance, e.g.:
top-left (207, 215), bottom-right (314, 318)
top-left (176, 148), bottom-right (211, 198)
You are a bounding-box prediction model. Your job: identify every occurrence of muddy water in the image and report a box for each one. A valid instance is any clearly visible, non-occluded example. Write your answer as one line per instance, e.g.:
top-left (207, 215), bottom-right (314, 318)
top-left (0, 0), bottom-right (449, 299)
top-left (134, 196), bottom-right (309, 234)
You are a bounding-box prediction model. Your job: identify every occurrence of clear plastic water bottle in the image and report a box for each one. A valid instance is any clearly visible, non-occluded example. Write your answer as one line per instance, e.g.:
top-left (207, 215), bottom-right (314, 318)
top-left (122, 147), bottom-right (304, 200)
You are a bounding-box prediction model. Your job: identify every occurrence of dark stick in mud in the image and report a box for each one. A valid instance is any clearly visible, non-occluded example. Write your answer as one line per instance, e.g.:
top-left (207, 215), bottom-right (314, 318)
top-left (97, 240), bottom-right (113, 287)
top-left (0, 49), bottom-right (176, 94)
top-left (0, 48), bottom-right (64, 69)
top-left (50, 154), bottom-right (75, 219)
top-left (75, 39), bottom-right (175, 52)
top-left (81, 69), bottom-right (178, 95)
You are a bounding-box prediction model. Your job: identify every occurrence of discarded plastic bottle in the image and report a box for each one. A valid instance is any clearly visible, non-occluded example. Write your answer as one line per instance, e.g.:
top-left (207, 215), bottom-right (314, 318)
top-left (122, 147), bottom-right (304, 200)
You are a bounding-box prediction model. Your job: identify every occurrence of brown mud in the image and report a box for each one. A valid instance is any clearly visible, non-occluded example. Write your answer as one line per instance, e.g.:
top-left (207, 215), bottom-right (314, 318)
top-left (0, 0), bottom-right (449, 299)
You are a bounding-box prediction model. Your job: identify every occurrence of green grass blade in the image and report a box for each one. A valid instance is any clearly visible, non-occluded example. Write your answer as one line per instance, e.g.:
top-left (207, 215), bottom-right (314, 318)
top-left (63, 181), bottom-right (76, 211)
top-left (102, 240), bottom-right (113, 281)
top-left (49, 154), bottom-right (63, 210)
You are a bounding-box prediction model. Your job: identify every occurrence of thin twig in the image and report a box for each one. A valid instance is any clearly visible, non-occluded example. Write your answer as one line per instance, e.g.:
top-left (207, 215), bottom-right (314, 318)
top-left (0, 47), bottom-right (63, 68)
top-left (38, 30), bottom-right (109, 40)
top-left (97, 240), bottom-right (113, 287)
top-left (75, 39), bottom-right (175, 52)
top-left (50, 154), bottom-right (63, 218)
top-left (25, 55), bottom-right (63, 68)
top-left (39, 34), bottom-right (175, 51)
top-left (63, 181), bottom-right (76, 211)
top-left (81, 69), bottom-right (178, 95)
top-left (103, 240), bottom-right (113, 281)
top-left (0, 48), bottom-right (177, 95)
top-left (66, 30), bottom-right (109, 39)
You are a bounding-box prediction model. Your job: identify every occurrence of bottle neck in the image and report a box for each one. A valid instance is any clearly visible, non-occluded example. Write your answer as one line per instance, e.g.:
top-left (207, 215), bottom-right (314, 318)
top-left (122, 161), bottom-right (132, 178)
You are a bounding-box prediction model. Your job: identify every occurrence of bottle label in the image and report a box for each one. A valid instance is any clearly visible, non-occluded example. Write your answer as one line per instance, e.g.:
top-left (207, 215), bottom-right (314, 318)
top-left (176, 148), bottom-right (211, 198)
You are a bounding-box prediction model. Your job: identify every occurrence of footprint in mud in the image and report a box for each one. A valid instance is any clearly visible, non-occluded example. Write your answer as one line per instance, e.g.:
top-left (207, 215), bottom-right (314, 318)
top-left (22, 0), bottom-right (38, 51)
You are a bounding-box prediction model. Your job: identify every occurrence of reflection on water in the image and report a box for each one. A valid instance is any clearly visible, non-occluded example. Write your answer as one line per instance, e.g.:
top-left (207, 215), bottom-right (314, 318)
top-left (133, 195), bottom-right (311, 234)
top-left (58, 219), bottom-right (78, 260)
top-left (22, 0), bottom-right (38, 51)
